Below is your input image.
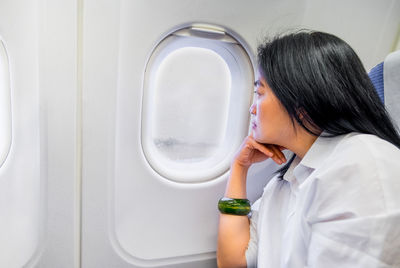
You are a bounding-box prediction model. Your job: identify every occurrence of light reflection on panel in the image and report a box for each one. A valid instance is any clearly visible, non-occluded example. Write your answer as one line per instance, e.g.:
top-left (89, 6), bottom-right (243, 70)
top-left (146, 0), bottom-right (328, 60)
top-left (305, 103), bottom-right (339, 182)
top-left (0, 39), bottom-right (11, 167)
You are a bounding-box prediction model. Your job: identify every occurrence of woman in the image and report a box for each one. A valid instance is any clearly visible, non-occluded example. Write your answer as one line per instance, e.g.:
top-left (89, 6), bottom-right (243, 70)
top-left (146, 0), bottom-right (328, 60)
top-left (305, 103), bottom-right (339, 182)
top-left (217, 30), bottom-right (400, 268)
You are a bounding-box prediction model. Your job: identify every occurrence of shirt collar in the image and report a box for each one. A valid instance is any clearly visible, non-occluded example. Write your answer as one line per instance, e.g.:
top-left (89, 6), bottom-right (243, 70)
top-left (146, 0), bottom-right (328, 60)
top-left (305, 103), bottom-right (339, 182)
top-left (299, 132), bottom-right (347, 170)
top-left (283, 132), bottom-right (348, 186)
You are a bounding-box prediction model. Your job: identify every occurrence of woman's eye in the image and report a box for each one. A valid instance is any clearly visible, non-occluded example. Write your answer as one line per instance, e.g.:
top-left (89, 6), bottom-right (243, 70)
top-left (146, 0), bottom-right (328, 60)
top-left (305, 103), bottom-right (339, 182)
top-left (254, 90), bottom-right (264, 98)
top-left (254, 80), bottom-right (261, 87)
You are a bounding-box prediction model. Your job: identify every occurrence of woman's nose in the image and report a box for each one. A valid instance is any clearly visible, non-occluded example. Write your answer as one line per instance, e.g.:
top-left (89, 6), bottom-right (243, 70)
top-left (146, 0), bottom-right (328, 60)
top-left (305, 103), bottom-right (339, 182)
top-left (249, 103), bottom-right (256, 115)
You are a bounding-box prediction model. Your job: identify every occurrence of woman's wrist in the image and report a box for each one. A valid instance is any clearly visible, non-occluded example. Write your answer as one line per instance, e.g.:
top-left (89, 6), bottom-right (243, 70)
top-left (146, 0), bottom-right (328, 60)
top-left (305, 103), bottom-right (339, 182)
top-left (231, 160), bottom-right (250, 174)
top-left (224, 161), bottom-right (250, 199)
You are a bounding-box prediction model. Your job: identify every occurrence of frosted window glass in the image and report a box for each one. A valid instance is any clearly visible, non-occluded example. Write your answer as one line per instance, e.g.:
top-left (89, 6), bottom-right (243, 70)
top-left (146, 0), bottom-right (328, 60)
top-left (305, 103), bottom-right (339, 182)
top-left (152, 47), bottom-right (231, 162)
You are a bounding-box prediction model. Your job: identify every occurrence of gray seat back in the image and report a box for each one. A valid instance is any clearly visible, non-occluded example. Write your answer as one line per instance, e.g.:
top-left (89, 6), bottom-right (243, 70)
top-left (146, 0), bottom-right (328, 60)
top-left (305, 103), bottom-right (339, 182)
top-left (384, 50), bottom-right (400, 131)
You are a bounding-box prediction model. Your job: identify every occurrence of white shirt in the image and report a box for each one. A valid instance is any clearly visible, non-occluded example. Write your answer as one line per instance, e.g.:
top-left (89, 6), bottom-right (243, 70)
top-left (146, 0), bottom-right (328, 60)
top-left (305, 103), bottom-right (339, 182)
top-left (246, 133), bottom-right (400, 268)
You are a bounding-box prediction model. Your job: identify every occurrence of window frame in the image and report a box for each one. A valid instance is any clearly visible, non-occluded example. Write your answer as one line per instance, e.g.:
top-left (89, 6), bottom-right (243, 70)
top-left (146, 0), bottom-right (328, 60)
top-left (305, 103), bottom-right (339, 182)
top-left (141, 25), bottom-right (254, 183)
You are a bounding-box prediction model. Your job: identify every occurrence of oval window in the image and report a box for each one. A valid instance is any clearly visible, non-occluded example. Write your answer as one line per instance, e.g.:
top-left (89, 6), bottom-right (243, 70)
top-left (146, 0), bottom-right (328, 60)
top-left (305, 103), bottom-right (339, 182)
top-left (0, 39), bottom-right (12, 167)
top-left (142, 24), bottom-right (254, 183)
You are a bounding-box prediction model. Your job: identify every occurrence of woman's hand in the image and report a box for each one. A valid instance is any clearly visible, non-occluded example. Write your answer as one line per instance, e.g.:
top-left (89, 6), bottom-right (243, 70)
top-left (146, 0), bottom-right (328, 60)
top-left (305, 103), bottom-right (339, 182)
top-left (234, 134), bottom-right (287, 168)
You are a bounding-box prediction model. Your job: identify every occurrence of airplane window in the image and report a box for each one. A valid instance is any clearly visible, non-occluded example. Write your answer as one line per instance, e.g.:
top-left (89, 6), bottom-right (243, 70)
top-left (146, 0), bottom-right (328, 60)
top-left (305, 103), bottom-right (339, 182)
top-left (0, 39), bottom-right (12, 167)
top-left (142, 25), bottom-right (254, 183)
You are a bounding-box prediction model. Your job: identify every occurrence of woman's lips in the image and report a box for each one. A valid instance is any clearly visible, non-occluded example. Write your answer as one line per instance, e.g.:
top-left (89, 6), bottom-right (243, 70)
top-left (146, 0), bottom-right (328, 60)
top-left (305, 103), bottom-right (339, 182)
top-left (252, 122), bottom-right (257, 129)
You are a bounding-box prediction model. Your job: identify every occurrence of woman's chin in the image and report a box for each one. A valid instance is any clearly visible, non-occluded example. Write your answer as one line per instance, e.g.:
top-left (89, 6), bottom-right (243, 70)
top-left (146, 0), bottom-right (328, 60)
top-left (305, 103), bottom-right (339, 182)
top-left (254, 134), bottom-right (274, 145)
top-left (253, 134), bottom-right (266, 143)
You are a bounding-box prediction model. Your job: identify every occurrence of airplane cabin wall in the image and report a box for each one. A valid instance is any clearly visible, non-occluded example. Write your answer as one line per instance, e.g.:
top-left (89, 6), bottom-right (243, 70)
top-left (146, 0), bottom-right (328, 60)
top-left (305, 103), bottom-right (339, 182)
top-left (300, 0), bottom-right (400, 70)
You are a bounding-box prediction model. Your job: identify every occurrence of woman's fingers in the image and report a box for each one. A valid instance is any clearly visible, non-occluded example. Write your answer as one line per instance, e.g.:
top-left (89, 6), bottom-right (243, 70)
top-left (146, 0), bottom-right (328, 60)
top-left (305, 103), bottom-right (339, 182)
top-left (252, 140), bottom-right (274, 157)
top-left (248, 138), bottom-right (287, 165)
top-left (268, 145), bottom-right (287, 164)
top-left (248, 138), bottom-right (273, 158)
top-left (236, 135), bottom-right (287, 166)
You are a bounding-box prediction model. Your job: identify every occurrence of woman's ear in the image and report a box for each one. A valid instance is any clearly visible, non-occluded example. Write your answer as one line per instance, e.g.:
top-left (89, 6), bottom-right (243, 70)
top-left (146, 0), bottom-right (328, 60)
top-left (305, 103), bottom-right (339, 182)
top-left (296, 107), bottom-right (306, 120)
top-left (296, 107), bottom-right (322, 135)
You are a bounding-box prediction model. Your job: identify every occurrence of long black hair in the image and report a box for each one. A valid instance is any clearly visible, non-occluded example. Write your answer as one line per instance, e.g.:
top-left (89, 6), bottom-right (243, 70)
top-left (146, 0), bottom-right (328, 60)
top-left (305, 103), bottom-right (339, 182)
top-left (257, 30), bottom-right (400, 178)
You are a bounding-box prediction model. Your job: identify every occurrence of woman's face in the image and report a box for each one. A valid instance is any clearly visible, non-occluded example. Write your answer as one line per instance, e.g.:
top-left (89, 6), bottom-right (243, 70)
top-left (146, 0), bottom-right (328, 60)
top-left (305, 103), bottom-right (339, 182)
top-left (250, 74), bottom-right (294, 146)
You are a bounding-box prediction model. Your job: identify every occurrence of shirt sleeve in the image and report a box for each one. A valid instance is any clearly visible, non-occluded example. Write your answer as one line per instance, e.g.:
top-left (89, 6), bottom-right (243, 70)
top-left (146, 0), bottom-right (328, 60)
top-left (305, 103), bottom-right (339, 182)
top-left (307, 212), bottom-right (400, 268)
top-left (305, 137), bottom-right (400, 267)
top-left (246, 198), bottom-right (260, 268)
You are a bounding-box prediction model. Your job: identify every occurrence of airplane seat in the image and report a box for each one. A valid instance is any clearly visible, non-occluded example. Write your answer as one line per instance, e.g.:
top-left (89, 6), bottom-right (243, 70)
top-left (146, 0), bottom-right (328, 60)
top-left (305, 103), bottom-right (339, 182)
top-left (368, 62), bottom-right (384, 103)
top-left (369, 50), bottom-right (400, 130)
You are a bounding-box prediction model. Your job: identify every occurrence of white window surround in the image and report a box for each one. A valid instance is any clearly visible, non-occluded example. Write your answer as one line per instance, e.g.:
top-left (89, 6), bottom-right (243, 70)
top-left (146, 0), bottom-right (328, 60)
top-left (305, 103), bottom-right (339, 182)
top-left (0, 38), bottom-right (12, 168)
top-left (141, 25), bottom-right (254, 183)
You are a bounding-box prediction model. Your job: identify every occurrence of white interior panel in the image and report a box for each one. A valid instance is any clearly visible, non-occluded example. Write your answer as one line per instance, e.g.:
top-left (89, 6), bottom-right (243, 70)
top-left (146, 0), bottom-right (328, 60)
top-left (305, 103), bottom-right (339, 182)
top-left (0, 1), bottom-right (78, 268)
top-left (35, 0), bottom-right (79, 267)
top-left (0, 1), bottom-right (42, 267)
